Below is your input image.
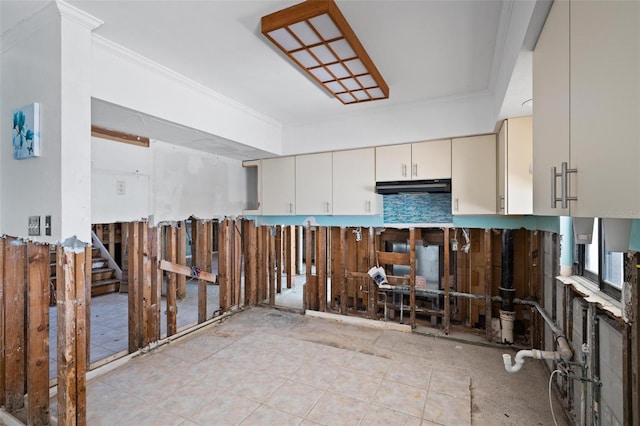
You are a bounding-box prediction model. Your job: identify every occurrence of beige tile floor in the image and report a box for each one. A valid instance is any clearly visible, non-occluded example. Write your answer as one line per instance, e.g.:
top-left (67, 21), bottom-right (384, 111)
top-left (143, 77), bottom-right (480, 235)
top-left (47, 306), bottom-right (569, 426)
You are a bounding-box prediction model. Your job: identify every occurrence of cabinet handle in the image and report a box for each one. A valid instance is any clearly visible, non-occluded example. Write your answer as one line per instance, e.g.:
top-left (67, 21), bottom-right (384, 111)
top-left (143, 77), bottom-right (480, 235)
top-left (499, 196), bottom-right (505, 212)
top-left (325, 201), bottom-right (330, 213)
top-left (551, 163), bottom-right (577, 209)
top-left (412, 163), bottom-right (417, 177)
top-left (289, 203), bottom-right (293, 214)
top-left (454, 198), bottom-right (459, 212)
top-left (366, 200), bottom-right (371, 212)
top-left (402, 164), bottom-right (407, 177)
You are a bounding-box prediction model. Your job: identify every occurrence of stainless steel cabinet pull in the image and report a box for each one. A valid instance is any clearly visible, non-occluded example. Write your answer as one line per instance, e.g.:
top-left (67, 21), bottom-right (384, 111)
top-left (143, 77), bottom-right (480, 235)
top-left (551, 162), bottom-right (577, 209)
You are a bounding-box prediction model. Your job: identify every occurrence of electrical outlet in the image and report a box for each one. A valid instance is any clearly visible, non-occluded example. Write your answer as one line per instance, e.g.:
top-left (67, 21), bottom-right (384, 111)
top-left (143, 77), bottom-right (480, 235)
top-left (28, 216), bottom-right (40, 236)
top-left (116, 180), bottom-right (126, 195)
top-left (45, 215), bottom-right (51, 236)
top-left (450, 238), bottom-right (458, 251)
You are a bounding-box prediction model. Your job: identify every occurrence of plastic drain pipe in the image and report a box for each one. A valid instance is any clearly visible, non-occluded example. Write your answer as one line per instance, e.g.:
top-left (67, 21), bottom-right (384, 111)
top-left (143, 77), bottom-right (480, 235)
top-left (503, 333), bottom-right (573, 373)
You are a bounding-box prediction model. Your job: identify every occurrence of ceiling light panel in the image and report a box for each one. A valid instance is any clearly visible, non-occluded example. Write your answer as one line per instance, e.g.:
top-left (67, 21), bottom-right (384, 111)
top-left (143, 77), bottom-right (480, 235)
top-left (261, 0), bottom-right (389, 105)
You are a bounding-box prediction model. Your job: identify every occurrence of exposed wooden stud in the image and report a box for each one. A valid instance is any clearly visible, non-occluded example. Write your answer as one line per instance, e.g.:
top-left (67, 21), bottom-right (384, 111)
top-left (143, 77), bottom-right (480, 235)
top-left (140, 224), bottom-right (153, 346)
top-left (0, 239), bottom-right (4, 407)
top-left (484, 229), bottom-right (492, 341)
top-left (219, 219), bottom-right (229, 311)
top-left (91, 125), bottom-right (150, 147)
top-left (5, 238), bottom-right (26, 412)
top-left (318, 227), bottom-right (327, 312)
top-left (150, 227), bottom-right (162, 342)
top-left (26, 242), bottom-right (50, 425)
top-left (269, 226), bottom-right (276, 306)
top-left (377, 251), bottom-right (410, 266)
top-left (166, 226), bottom-right (178, 337)
top-left (233, 220), bottom-right (242, 307)
top-left (444, 227), bottom-right (451, 335)
top-left (257, 226), bottom-right (265, 303)
top-left (85, 244), bottom-right (92, 369)
top-left (286, 226), bottom-right (295, 288)
top-left (626, 252), bottom-right (639, 425)
top-left (127, 222), bottom-right (142, 352)
top-left (177, 221), bottom-right (187, 299)
top-left (340, 227), bottom-right (347, 315)
top-left (196, 220), bottom-right (207, 322)
top-left (57, 243), bottom-right (89, 425)
top-left (275, 225), bottom-right (282, 294)
top-left (305, 224), bottom-right (314, 310)
top-left (409, 228), bottom-right (416, 328)
top-left (159, 260), bottom-right (217, 283)
top-left (367, 227), bottom-right (376, 319)
top-left (243, 221), bottom-right (253, 305)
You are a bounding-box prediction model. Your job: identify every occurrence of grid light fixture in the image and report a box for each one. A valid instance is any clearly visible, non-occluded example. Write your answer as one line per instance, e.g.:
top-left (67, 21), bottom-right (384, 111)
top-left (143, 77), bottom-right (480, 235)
top-left (261, 0), bottom-right (389, 105)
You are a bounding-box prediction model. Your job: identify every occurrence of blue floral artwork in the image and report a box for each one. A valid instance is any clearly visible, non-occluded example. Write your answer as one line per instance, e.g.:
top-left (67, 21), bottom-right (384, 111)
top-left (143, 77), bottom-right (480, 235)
top-left (12, 103), bottom-right (40, 159)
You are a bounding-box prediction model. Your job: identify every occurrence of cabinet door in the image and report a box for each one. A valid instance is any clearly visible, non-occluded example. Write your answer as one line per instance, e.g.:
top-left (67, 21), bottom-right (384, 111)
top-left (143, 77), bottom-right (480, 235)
top-left (375, 144), bottom-right (411, 181)
top-left (295, 152), bottom-right (332, 215)
top-left (451, 135), bottom-right (496, 215)
top-left (499, 117), bottom-right (533, 215)
top-left (570, 0), bottom-right (640, 218)
top-left (412, 139), bottom-right (452, 180)
top-left (333, 148), bottom-right (381, 215)
top-left (532, 0), bottom-right (570, 216)
top-left (261, 157), bottom-right (295, 215)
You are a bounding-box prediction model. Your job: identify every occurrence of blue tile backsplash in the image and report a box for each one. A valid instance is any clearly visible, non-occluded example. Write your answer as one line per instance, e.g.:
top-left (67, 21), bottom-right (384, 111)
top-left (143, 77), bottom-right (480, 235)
top-left (383, 193), bottom-right (452, 224)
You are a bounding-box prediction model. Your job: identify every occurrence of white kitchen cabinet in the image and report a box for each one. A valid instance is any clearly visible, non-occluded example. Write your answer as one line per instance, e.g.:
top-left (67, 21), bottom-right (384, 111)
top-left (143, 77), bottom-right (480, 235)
top-left (451, 135), bottom-right (496, 215)
top-left (533, 0), bottom-right (640, 218)
top-left (333, 148), bottom-right (381, 215)
top-left (295, 152), bottom-right (332, 215)
top-left (261, 156), bottom-right (295, 215)
top-left (497, 116), bottom-right (532, 215)
top-left (375, 139), bottom-right (451, 182)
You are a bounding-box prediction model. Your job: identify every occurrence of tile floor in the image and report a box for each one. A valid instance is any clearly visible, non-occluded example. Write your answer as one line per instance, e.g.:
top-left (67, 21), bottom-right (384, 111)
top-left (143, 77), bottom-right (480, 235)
top-left (48, 280), bottom-right (220, 379)
top-left (44, 305), bottom-right (570, 426)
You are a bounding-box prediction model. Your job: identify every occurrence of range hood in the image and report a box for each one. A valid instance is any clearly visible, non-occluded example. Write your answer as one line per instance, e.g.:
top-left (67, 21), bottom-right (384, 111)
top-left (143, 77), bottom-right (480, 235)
top-left (375, 179), bottom-right (451, 195)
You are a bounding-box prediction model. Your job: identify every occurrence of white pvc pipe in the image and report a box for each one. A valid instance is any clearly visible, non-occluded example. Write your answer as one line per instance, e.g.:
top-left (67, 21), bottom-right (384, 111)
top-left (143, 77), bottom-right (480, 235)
top-left (503, 349), bottom-right (560, 373)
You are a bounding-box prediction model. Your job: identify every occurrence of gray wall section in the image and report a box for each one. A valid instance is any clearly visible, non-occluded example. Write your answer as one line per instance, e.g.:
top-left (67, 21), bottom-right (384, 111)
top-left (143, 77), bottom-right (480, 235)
top-left (599, 318), bottom-right (623, 426)
top-left (542, 232), bottom-right (624, 424)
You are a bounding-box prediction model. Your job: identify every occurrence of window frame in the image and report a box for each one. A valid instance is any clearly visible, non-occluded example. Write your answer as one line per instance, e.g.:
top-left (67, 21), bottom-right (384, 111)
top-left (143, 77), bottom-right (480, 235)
top-left (573, 218), bottom-right (622, 300)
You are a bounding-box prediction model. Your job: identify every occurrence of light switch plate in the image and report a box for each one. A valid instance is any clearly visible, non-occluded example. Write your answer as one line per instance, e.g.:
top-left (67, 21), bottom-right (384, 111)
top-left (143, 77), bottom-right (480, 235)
top-left (28, 216), bottom-right (40, 236)
top-left (45, 215), bottom-right (51, 236)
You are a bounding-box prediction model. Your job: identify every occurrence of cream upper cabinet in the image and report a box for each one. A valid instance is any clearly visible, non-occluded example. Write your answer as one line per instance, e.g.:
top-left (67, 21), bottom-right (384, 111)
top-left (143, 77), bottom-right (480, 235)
top-left (451, 135), bottom-right (496, 215)
top-left (498, 117), bottom-right (532, 215)
top-left (261, 156), bottom-right (295, 215)
top-left (375, 144), bottom-right (412, 181)
top-left (375, 140), bottom-right (451, 182)
top-left (295, 152), bottom-right (332, 215)
top-left (333, 148), bottom-right (381, 215)
top-left (533, 0), bottom-right (640, 218)
top-left (411, 139), bottom-right (452, 180)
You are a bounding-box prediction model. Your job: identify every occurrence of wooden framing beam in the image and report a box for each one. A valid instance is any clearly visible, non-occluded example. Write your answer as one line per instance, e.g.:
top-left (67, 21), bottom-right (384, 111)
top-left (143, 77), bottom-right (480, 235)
top-left (444, 227), bottom-right (451, 335)
top-left (159, 260), bottom-right (217, 283)
top-left (5, 238), bottom-right (26, 413)
top-left (409, 228), bottom-right (416, 328)
top-left (234, 220), bottom-right (242, 307)
top-left (257, 226), bottom-right (265, 303)
top-left (127, 222), bottom-right (142, 352)
top-left (195, 220), bottom-right (207, 322)
top-left (150, 227), bottom-right (162, 343)
top-left (286, 226), bottom-right (295, 288)
top-left (219, 219), bottom-right (230, 311)
top-left (367, 227), bottom-right (377, 319)
top-left (305, 224), bottom-right (314, 310)
top-left (269, 227), bottom-right (276, 306)
top-left (91, 125), bottom-right (150, 147)
top-left (340, 227), bottom-right (348, 315)
top-left (57, 243), bottom-right (89, 426)
top-left (26, 243), bottom-right (50, 425)
top-left (166, 226), bottom-right (178, 337)
top-left (484, 229), bottom-right (492, 341)
top-left (377, 251), bottom-right (410, 266)
top-left (140, 224), bottom-right (153, 346)
top-left (177, 222), bottom-right (187, 299)
top-left (318, 227), bottom-right (327, 312)
top-left (275, 225), bottom-right (282, 294)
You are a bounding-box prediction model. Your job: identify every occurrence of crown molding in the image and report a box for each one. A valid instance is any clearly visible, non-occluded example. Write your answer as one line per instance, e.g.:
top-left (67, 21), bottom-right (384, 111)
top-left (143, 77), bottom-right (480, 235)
top-left (56, 0), bottom-right (103, 30)
top-left (92, 34), bottom-right (282, 130)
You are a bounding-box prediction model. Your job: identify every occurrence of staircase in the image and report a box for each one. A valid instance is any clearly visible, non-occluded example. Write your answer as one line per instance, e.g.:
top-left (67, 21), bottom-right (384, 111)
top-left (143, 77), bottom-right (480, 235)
top-left (49, 231), bottom-right (122, 305)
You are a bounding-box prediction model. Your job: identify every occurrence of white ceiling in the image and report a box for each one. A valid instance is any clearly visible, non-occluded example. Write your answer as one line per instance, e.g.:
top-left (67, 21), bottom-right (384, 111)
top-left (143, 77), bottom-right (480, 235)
top-left (3, 0), bottom-right (547, 158)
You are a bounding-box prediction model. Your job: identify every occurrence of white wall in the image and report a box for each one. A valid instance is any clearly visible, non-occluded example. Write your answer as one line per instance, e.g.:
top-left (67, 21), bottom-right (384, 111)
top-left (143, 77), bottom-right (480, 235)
top-left (91, 137), bottom-right (246, 224)
top-left (281, 93), bottom-right (495, 155)
top-left (91, 36), bottom-right (283, 156)
top-left (1, 3), bottom-right (63, 242)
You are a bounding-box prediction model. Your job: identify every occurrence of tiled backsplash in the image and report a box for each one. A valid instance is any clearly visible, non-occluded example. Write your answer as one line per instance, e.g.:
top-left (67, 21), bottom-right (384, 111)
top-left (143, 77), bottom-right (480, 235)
top-left (383, 193), bottom-right (452, 224)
